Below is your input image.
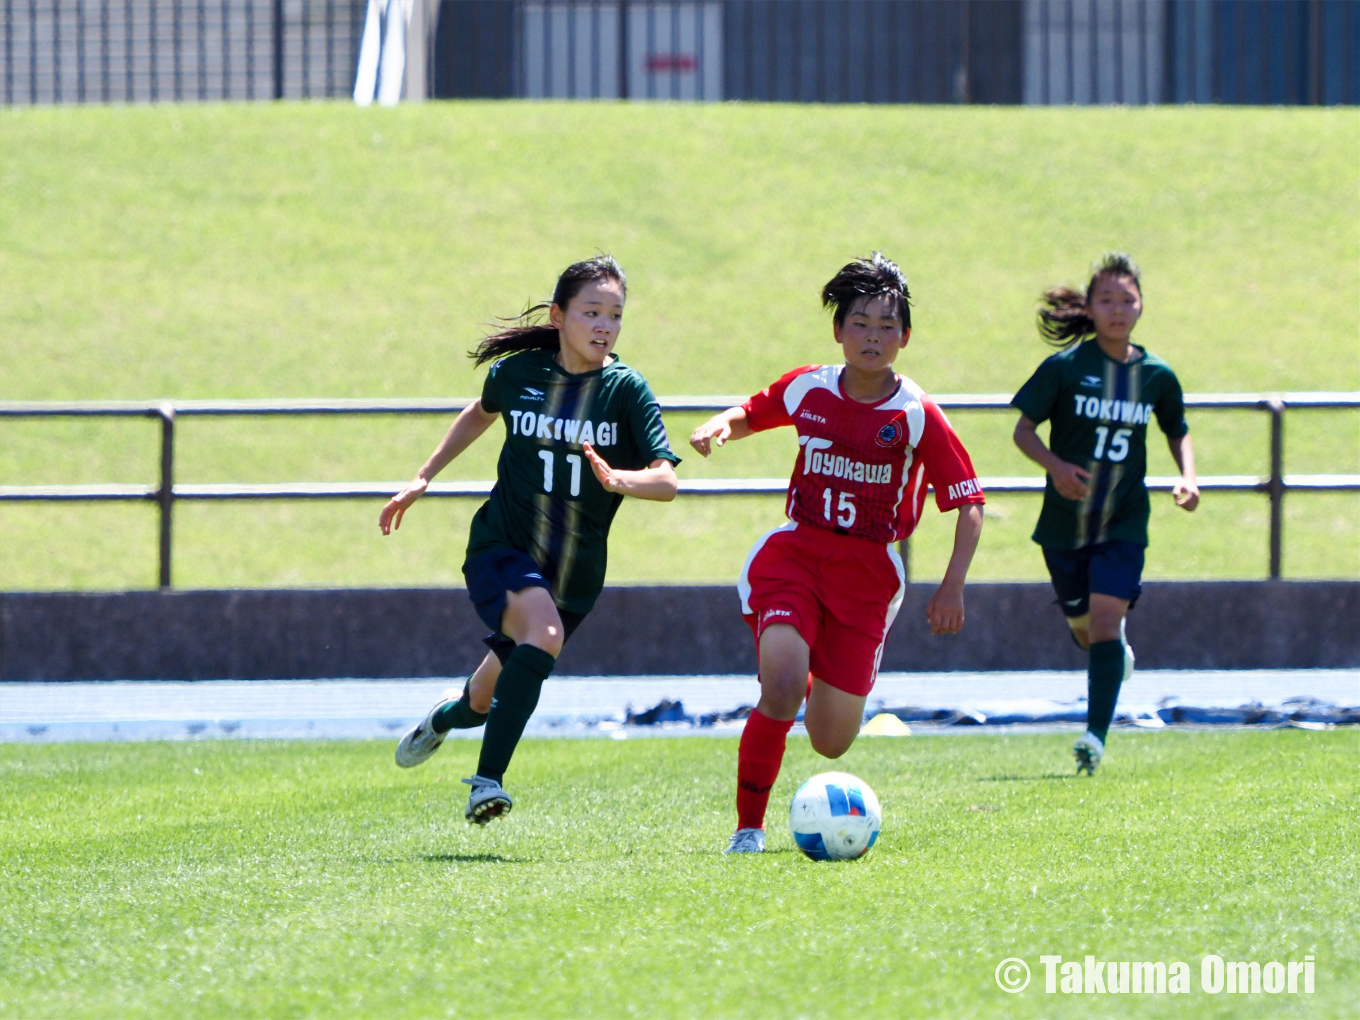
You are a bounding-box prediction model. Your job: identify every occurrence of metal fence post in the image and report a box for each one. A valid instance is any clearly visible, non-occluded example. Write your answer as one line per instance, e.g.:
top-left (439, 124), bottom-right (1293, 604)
top-left (1267, 397), bottom-right (1285, 579)
top-left (155, 406), bottom-right (176, 588)
top-left (273, 0), bottom-right (284, 98)
top-left (618, 0), bottom-right (628, 98)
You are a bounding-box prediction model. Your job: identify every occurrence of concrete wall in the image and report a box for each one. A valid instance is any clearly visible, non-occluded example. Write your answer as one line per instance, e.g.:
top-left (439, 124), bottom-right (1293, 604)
top-left (2, 582), bottom-right (1356, 681)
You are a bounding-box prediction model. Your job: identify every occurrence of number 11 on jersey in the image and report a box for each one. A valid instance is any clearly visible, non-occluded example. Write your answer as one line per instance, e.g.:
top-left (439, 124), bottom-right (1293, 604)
top-left (822, 488), bottom-right (856, 528)
top-left (538, 450), bottom-right (583, 497)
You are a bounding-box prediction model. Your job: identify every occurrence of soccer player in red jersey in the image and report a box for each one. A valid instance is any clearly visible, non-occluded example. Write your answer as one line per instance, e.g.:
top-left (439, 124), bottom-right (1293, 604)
top-left (690, 254), bottom-right (986, 854)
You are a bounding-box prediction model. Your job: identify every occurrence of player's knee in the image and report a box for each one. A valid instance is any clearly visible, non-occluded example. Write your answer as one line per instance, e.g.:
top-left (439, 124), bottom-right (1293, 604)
top-left (809, 731), bottom-right (854, 759)
top-left (1086, 613), bottom-right (1123, 644)
top-left (758, 670), bottom-right (806, 716)
top-left (520, 619), bottom-right (564, 657)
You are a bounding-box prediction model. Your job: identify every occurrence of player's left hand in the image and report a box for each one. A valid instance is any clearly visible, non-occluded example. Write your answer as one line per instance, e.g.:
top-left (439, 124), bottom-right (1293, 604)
top-left (583, 443), bottom-right (621, 493)
top-left (926, 584), bottom-right (965, 635)
top-left (1172, 479), bottom-right (1200, 511)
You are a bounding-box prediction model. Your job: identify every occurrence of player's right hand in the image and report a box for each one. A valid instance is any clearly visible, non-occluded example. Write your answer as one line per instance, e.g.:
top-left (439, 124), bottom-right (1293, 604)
top-left (1051, 462), bottom-right (1091, 501)
top-left (689, 418), bottom-right (731, 458)
top-left (380, 477), bottom-right (429, 535)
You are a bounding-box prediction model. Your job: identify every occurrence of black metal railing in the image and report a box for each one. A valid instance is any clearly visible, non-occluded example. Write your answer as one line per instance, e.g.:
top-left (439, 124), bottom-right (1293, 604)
top-left (5, 1), bottom-right (1356, 107)
top-left (1, 392), bottom-right (1356, 587)
top-left (0, 0), bottom-right (365, 104)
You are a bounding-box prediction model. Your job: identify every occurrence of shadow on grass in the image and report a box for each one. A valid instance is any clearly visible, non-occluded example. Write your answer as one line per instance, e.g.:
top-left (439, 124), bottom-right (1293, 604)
top-left (977, 773), bottom-right (1076, 782)
top-left (420, 853), bottom-right (527, 864)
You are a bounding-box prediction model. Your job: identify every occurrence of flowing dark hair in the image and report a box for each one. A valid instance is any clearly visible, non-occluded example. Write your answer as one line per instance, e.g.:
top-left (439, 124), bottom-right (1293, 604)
top-left (1037, 252), bottom-right (1142, 348)
top-left (821, 252), bottom-right (912, 329)
top-left (469, 255), bottom-right (628, 367)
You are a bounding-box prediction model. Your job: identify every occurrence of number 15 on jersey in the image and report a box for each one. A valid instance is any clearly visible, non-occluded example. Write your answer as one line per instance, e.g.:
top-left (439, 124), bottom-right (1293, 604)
top-left (1092, 426), bottom-right (1131, 462)
top-left (822, 488), bottom-right (856, 528)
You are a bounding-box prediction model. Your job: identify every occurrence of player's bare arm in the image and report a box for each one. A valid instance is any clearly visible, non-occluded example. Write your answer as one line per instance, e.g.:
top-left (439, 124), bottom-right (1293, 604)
top-left (926, 503), bottom-right (984, 635)
top-left (379, 399), bottom-right (501, 534)
top-left (689, 406), bottom-right (753, 456)
top-left (583, 445), bottom-right (678, 500)
top-left (1013, 414), bottom-right (1091, 500)
top-left (1168, 432), bottom-right (1199, 510)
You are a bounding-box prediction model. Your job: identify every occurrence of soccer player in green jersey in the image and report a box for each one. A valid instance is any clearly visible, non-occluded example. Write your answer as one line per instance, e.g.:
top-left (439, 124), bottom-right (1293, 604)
top-left (1011, 253), bottom-right (1199, 775)
top-left (379, 256), bottom-right (680, 823)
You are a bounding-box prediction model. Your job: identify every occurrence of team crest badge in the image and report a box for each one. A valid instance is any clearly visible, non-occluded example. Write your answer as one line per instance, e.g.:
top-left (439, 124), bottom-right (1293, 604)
top-left (875, 419), bottom-right (903, 448)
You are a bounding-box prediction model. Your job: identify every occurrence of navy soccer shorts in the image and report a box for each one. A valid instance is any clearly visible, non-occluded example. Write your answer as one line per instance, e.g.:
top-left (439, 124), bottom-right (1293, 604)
top-left (462, 545), bottom-right (586, 663)
top-left (1041, 540), bottom-right (1145, 617)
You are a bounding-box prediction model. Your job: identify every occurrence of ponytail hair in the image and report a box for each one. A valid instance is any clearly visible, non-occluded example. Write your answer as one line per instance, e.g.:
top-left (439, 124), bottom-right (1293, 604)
top-left (469, 255), bottom-right (627, 367)
top-left (1037, 251), bottom-right (1142, 347)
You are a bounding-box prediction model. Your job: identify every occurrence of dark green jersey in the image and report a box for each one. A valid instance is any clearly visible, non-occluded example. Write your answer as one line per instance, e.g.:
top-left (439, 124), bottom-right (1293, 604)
top-left (467, 349), bottom-right (680, 614)
top-left (1012, 340), bottom-right (1188, 550)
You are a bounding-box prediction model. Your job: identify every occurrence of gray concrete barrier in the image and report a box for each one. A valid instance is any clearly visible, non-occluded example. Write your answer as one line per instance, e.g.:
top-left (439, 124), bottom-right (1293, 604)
top-left (1, 582), bottom-right (1356, 681)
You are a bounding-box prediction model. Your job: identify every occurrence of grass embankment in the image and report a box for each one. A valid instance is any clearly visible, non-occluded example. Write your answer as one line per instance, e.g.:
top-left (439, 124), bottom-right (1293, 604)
top-left (0, 103), bottom-right (1356, 588)
top-left (1, 731), bottom-right (1356, 1017)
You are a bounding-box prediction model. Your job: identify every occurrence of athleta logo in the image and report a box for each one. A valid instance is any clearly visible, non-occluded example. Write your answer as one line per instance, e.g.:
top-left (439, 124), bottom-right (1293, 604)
top-left (1073, 394), bottom-right (1154, 425)
top-left (1080, 375), bottom-right (1102, 389)
top-left (508, 410), bottom-right (616, 447)
top-left (875, 420), bottom-right (903, 448)
top-left (799, 410), bottom-right (828, 425)
top-left (522, 387), bottom-right (545, 401)
top-left (762, 608), bottom-right (792, 622)
top-left (946, 478), bottom-right (982, 501)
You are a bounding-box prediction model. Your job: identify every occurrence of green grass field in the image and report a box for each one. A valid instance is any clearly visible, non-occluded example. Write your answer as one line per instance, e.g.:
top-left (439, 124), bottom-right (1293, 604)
top-left (1, 731), bottom-right (1356, 1018)
top-left (0, 102), bottom-right (1357, 589)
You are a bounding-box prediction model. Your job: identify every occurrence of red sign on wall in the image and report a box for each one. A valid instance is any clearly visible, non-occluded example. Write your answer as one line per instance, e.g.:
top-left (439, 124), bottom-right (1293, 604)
top-left (645, 53), bottom-right (699, 74)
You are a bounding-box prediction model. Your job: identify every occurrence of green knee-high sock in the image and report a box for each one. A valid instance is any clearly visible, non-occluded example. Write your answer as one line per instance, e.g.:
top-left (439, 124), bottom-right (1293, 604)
top-left (431, 685), bottom-right (488, 732)
top-left (475, 644), bottom-right (556, 784)
top-left (1087, 639), bottom-right (1126, 743)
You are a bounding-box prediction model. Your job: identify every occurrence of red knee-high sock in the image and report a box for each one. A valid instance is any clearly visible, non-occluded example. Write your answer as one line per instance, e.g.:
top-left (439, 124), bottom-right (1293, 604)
top-left (736, 709), bottom-right (795, 831)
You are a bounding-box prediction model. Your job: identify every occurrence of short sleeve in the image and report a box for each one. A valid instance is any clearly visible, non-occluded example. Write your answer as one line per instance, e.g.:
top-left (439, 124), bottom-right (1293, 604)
top-left (625, 374), bottom-right (681, 466)
top-left (480, 360), bottom-right (504, 415)
top-left (1153, 370), bottom-right (1189, 439)
top-left (916, 401), bottom-right (986, 512)
top-left (1011, 356), bottom-right (1062, 425)
top-left (742, 367), bottom-right (811, 432)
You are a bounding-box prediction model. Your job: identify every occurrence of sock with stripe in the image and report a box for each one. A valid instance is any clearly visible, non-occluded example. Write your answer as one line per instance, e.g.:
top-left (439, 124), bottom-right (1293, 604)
top-left (475, 644), bottom-right (557, 784)
top-left (1086, 638), bottom-right (1126, 743)
top-left (735, 709), bottom-right (795, 831)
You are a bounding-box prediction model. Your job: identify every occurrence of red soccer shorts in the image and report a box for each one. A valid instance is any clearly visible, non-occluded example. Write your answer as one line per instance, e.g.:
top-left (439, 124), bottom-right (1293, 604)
top-left (738, 522), bottom-right (906, 697)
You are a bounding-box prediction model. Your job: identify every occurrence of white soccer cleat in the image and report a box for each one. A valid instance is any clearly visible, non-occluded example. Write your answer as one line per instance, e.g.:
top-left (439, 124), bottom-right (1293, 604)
top-left (394, 687), bottom-right (462, 768)
top-left (463, 775), bottom-right (513, 825)
top-left (724, 827), bottom-right (766, 854)
top-left (1074, 731), bottom-right (1105, 775)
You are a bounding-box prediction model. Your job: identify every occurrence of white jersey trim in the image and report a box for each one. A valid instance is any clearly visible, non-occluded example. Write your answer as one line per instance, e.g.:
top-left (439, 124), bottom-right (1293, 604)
top-left (737, 521), bottom-right (798, 616)
top-left (875, 374), bottom-right (927, 446)
top-left (870, 543), bottom-right (909, 682)
top-left (781, 365), bottom-right (843, 418)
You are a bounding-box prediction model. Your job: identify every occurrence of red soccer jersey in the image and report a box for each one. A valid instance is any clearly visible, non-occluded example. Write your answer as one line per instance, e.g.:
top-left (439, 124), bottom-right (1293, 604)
top-left (743, 364), bottom-right (985, 543)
